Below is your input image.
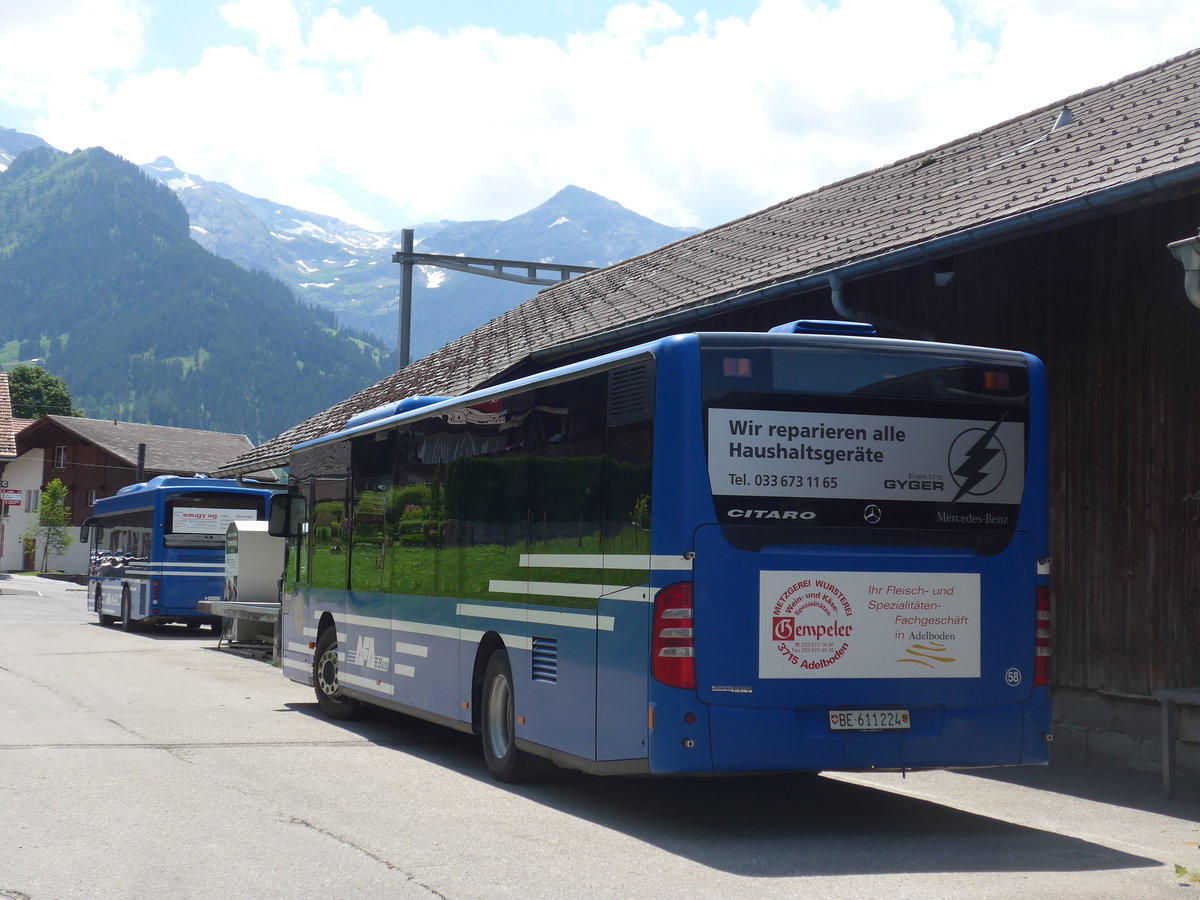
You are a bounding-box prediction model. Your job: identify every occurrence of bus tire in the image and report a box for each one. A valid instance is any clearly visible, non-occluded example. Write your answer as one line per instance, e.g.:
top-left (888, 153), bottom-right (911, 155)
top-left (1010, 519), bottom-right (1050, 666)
top-left (120, 587), bottom-right (138, 633)
top-left (96, 589), bottom-right (116, 626)
top-left (481, 649), bottom-right (529, 783)
top-left (313, 627), bottom-right (361, 720)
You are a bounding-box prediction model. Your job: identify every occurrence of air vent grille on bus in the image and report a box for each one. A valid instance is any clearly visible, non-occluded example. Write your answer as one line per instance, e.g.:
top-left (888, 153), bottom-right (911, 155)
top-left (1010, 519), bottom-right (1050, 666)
top-left (532, 636), bottom-right (559, 683)
top-left (608, 363), bottom-right (653, 426)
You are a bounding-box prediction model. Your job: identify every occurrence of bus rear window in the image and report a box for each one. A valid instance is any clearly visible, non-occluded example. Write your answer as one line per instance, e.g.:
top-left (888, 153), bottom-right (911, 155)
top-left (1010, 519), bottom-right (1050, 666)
top-left (164, 493), bottom-right (264, 547)
top-left (701, 341), bottom-right (1030, 553)
top-left (702, 345), bottom-right (1029, 402)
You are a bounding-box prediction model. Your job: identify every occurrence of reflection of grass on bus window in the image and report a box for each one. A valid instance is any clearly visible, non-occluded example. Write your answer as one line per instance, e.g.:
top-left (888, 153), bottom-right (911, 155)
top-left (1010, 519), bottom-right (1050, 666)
top-left (311, 526), bottom-right (651, 610)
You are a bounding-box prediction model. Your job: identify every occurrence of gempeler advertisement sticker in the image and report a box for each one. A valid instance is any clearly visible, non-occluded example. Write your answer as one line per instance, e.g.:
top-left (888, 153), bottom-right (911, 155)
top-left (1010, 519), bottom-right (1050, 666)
top-left (759, 570), bottom-right (981, 679)
top-left (708, 409), bottom-right (1024, 504)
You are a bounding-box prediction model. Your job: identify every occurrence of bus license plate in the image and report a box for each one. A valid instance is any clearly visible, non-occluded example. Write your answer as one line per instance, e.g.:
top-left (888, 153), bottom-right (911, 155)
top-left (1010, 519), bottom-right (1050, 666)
top-left (828, 709), bottom-right (911, 731)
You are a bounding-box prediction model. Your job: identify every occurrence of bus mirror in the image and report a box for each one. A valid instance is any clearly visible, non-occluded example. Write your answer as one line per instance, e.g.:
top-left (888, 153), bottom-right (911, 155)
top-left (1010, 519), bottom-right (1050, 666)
top-left (269, 494), bottom-right (306, 538)
top-left (79, 518), bottom-right (103, 543)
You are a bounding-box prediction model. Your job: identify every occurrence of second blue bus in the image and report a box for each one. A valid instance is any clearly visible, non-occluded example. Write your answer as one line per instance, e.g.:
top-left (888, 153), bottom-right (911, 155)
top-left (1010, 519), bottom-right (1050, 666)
top-left (82, 476), bottom-right (276, 631)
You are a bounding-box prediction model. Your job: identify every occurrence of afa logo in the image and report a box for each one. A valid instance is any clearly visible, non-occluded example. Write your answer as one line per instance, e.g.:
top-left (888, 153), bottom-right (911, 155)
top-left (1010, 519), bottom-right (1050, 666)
top-left (349, 635), bottom-right (389, 672)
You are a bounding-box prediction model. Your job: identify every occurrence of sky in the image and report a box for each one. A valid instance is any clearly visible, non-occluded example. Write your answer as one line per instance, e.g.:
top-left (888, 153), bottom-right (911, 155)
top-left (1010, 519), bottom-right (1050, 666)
top-left (0, 0), bottom-right (1197, 232)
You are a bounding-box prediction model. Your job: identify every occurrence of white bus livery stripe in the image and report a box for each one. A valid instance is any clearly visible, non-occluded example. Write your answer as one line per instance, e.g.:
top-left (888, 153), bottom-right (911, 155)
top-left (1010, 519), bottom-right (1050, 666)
top-left (392, 621), bottom-right (532, 651)
top-left (463, 630), bottom-right (532, 650)
top-left (282, 657), bottom-right (309, 675)
top-left (489, 580), bottom-right (611, 600)
top-left (124, 569), bottom-right (224, 579)
top-left (394, 664), bottom-right (416, 677)
top-left (518, 553), bottom-right (694, 571)
top-left (124, 562), bottom-right (225, 571)
top-left (394, 642), bottom-right (429, 657)
top-left (340, 672), bottom-right (395, 696)
top-left (392, 619), bottom-right (456, 639)
top-left (605, 585), bottom-right (654, 604)
top-left (307, 608), bottom-right (540, 651)
top-left (488, 579), bottom-right (652, 604)
top-left (459, 602), bottom-right (615, 632)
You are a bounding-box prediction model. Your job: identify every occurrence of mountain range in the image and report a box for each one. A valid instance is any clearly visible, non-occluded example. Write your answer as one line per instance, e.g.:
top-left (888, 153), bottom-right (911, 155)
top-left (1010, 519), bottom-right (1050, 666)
top-left (137, 158), bottom-right (694, 359)
top-left (0, 124), bottom-right (694, 441)
top-left (0, 144), bottom-right (388, 443)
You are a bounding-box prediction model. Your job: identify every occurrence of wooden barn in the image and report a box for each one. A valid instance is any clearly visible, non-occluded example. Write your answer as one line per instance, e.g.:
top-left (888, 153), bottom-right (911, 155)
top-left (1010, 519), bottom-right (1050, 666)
top-left (222, 49), bottom-right (1200, 775)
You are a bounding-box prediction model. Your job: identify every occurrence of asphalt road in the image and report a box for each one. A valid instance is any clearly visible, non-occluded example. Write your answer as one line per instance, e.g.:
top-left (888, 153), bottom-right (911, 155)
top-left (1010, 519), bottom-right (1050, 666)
top-left (2, 573), bottom-right (1198, 899)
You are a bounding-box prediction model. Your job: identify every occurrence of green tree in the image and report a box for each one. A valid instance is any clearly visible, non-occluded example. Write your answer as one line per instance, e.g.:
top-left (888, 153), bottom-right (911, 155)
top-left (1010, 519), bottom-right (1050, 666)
top-left (8, 365), bottom-right (82, 419)
top-left (22, 478), bottom-right (73, 573)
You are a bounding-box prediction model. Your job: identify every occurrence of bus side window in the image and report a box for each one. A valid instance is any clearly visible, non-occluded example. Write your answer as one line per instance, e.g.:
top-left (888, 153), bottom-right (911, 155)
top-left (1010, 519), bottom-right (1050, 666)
top-left (350, 430), bottom-right (396, 594)
top-left (440, 394), bottom-right (532, 602)
top-left (309, 478), bottom-right (350, 591)
top-left (383, 429), bottom-right (440, 598)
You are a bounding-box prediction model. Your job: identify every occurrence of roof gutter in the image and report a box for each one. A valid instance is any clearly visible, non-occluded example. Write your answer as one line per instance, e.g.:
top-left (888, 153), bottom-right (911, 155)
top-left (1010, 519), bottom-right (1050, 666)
top-left (532, 161), bottom-right (1200, 364)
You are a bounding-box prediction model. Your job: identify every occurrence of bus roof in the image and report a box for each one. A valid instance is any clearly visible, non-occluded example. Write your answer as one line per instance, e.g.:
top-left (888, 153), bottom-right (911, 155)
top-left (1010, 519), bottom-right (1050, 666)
top-left (292, 330), bottom-right (1031, 454)
top-left (96, 476), bottom-right (277, 511)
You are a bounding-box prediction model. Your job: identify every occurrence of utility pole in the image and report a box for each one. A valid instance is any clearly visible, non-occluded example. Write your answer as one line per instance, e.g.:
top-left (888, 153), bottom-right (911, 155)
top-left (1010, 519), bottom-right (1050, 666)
top-left (392, 228), bottom-right (595, 369)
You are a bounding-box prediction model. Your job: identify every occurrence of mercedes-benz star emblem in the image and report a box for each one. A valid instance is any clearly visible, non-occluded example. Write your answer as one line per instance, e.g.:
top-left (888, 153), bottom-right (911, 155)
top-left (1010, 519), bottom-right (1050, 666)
top-left (863, 504), bottom-right (882, 524)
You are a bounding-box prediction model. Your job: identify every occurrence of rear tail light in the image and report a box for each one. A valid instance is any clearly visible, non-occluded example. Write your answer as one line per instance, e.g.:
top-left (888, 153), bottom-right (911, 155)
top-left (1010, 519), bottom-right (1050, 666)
top-left (652, 582), bottom-right (695, 689)
top-left (1034, 585), bottom-right (1051, 686)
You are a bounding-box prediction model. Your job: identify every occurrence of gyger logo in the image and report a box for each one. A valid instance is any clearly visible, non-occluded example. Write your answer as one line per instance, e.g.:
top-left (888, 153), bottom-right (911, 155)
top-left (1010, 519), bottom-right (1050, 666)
top-left (948, 421), bottom-right (1008, 501)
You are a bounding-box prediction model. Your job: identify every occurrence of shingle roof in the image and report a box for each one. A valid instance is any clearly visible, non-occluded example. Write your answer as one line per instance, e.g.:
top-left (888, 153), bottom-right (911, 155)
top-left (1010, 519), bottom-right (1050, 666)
top-left (0, 373), bottom-right (15, 460)
top-left (18, 416), bottom-right (267, 478)
top-left (219, 48), bottom-right (1200, 476)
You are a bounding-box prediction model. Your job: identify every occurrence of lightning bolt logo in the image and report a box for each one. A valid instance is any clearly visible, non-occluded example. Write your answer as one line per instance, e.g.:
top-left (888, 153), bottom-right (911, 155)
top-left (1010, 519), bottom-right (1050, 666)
top-left (950, 421), bottom-right (1006, 501)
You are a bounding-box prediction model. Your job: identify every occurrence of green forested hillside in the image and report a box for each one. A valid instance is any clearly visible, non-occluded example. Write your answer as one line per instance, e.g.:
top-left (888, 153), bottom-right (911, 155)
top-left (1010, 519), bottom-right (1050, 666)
top-left (0, 146), bottom-right (391, 443)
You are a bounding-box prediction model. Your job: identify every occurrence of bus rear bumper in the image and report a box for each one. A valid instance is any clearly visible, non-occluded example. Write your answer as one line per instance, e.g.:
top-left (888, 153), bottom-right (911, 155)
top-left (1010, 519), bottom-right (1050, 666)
top-left (702, 700), bottom-right (1050, 772)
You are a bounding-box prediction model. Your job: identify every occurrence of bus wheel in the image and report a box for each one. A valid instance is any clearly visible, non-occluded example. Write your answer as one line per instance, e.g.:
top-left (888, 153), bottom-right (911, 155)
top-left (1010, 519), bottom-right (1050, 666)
top-left (120, 587), bottom-right (138, 633)
top-left (313, 628), bottom-right (361, 720)
top-left (481, 649), bottom-right (528, 783)
top-left (96, 589), bottom-right (115, 626)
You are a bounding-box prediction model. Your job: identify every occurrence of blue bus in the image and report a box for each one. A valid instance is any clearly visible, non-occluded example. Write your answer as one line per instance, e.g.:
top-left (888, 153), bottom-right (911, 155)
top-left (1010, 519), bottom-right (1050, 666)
top-left (82, 476), bottom-right (276, 631)
top-left (271, 322), bottom-right (1051, 781)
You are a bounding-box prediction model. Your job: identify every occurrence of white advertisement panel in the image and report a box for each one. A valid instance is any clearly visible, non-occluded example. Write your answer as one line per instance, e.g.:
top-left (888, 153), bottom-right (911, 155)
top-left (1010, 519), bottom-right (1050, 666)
top-left (172, 508), bottom-right (257, 535)
top-left (709, 409), bottom-right (1024, 505)
top-left (759, 570), bottom-right (981, 679)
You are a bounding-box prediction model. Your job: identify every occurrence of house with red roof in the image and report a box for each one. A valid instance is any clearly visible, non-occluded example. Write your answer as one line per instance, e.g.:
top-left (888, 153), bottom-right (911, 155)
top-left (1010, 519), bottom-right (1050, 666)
top-left (1, 414), bottom-right (272, 573)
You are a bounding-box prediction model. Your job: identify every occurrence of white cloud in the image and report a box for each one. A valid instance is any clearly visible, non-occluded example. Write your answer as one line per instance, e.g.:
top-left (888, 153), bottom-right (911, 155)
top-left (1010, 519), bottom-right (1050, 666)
top-left (602, 2), bottom-right (685, 42)
top-left (219, 0), bottom-right (303, 58)
top-left (0, 0), bottom-right (145, 113)
top-left (3, 0), bottom-right (1198, 231)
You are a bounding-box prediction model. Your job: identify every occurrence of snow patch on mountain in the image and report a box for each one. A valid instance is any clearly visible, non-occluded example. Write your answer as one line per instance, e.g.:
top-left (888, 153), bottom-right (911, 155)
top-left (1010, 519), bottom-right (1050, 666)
top-left (421, 266), bottom-right (445, 289)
